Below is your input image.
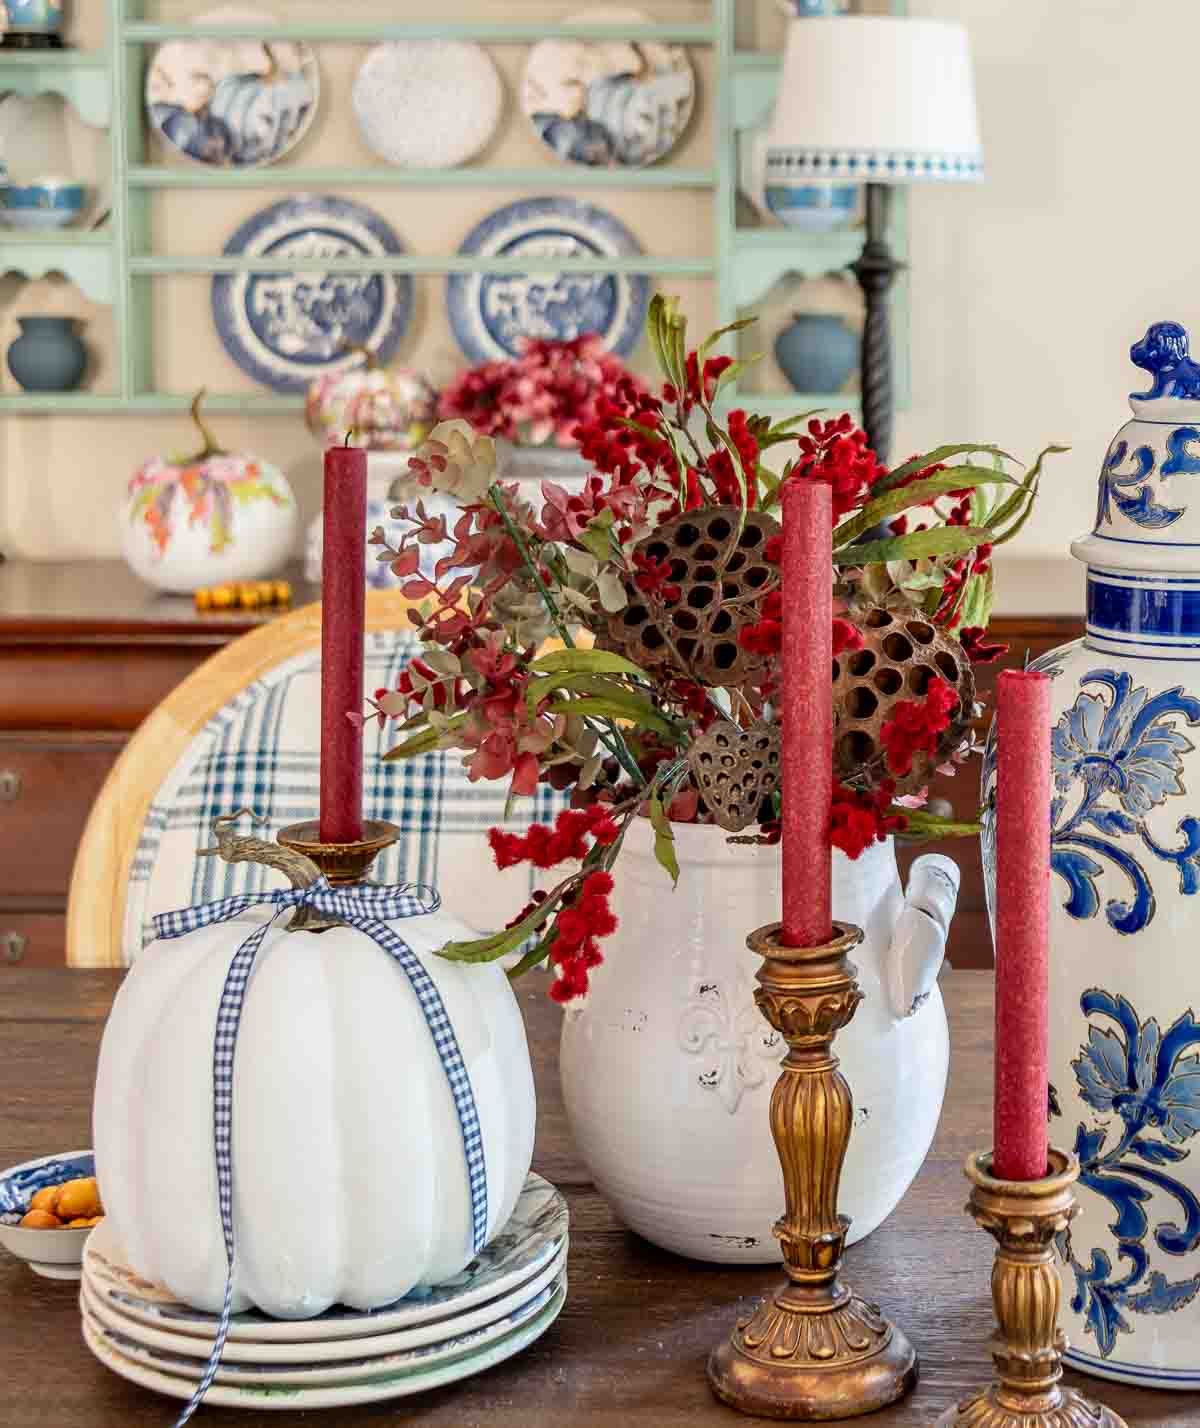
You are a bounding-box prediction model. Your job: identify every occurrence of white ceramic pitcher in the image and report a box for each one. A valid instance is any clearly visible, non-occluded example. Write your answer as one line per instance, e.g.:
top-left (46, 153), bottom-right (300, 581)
top-left (559, 818), bottom-right (959, 1263)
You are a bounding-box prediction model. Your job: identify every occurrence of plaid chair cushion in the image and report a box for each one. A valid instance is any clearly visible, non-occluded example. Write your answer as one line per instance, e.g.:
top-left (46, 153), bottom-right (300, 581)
top-left (123, 628), bottom-right (566, 963)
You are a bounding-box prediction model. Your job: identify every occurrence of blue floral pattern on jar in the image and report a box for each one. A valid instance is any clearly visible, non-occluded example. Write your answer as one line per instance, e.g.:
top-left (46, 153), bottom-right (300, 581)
top-left (1057, 990), bottom-right (1200, 1359)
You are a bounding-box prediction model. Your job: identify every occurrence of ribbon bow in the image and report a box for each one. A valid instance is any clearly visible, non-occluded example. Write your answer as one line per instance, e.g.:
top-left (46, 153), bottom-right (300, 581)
top-left (151, 871), bottom-right (487, 1426)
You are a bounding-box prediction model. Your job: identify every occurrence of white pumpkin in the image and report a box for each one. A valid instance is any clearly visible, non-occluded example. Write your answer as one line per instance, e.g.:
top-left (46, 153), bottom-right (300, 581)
top-left (92, 908), bottom-right (535, 1319)
top-left (305, 354), bottom-right (438, 452)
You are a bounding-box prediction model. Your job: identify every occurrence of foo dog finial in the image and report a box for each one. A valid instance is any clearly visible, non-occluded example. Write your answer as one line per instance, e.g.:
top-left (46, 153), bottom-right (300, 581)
top-left (1130, 320), bottom-right (1200, 401)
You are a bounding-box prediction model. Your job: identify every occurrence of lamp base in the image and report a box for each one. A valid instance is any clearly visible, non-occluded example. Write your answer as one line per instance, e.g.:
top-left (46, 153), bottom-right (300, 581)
top-left (708, 1288), bottom-right (917, 1421)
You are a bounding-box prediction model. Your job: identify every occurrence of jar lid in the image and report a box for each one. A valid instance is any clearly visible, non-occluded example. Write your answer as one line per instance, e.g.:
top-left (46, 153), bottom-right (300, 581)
top-left (1072, 320), bottom-right (1200, 574)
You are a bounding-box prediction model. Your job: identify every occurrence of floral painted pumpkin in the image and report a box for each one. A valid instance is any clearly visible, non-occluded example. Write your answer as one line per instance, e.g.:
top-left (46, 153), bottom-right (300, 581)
top-left (305, 350), bottom-right (437, 452)
top-left (121, 391), bottom-right (298, 594)
top-left (92, 836), bottom-right (536, 1318)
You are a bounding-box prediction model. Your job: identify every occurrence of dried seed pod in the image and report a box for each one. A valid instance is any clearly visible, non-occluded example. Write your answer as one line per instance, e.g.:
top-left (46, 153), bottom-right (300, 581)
top-left (687, 719), bottom-right (781, 833)
top-left (832, 606), bottom-right (975, 791)
top-left (602, 507), bottom-right (782, 688)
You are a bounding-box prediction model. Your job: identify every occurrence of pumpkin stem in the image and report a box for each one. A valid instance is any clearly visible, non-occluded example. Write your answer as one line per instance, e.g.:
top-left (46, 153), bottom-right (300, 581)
top-left (199, 810), bottom-right (339, 932)
top-left (189, 389), bottom-right (226, 461)
top-left (338, 340), bottom-right (379, 372)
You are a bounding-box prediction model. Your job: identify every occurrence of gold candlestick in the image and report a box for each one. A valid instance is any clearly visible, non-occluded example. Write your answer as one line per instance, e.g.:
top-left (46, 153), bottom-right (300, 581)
top-left (707, 920), bottom-right (917, 1421)
top-left (936, 1148), bottom-right (1126, 1428)
top-left (276, 818), bottom-right (399, 886)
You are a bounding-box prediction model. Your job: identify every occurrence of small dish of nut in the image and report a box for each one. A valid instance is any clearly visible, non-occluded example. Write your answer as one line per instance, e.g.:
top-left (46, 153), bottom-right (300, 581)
top-left (0, 1151), bottom-right (103, 1280)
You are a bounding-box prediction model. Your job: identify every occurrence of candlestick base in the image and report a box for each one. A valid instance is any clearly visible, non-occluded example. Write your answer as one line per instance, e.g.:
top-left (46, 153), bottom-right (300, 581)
top-left (935, 1149), bottom-right (1127, 1428)
top-left (276, 819), bottom-right (399, 887)
top-left (707, 921), bottom-right (917, 1421)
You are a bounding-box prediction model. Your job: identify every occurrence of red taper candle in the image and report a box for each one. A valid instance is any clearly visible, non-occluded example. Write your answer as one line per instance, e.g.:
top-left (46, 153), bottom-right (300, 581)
top-left (781, 479), bottom-right (834, 949)
top-left (319, 441), bottom-right (368, 845)
top-left (993, 668), bottom-right (1053, 1181)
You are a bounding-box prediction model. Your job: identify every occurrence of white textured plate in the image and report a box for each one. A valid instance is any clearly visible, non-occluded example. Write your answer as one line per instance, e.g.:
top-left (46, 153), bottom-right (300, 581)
top-left (83, 1171), bottom-right (567, 1343)
top-left (353, 41), bottom-right (503, 169)
top-left (82, 1282), bottom-right (566, 1409)
top-left (81, 1267), bottom-right (564, 1387)
top-left (521, 7), bottom-right (694, 168)
top-left (146, 7), bottom-right (319, 169)
top-left (82, 1240), bottom-right (567, 1366)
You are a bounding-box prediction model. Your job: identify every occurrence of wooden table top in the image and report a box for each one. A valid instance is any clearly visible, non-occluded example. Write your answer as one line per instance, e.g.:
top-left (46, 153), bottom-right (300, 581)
top-left (0, 969), bottom-right (1189, 1426)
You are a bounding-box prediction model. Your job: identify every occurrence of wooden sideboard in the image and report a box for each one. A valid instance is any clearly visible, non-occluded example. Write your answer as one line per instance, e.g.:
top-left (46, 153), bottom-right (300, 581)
top-left (0, 560), bottom-right (1081, 970)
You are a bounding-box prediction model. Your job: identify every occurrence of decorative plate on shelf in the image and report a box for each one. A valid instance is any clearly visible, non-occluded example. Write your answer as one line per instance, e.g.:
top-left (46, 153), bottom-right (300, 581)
top-left (145, 7), bottom-right (319, 169)
top-left (210, 194), bottom-right (414, 394)
top-left (521, 7), bottom-right (695, 168)
top-left (352, 40), bottom-right (504, 170)
top-left (446, 196), bottom-right (650, 363)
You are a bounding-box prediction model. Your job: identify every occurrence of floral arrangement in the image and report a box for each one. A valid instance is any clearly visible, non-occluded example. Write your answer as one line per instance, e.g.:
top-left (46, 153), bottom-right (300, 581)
top-left (437, 334), bottom-right (640, 448)
top-left (368, 298), bottom-right (1062, 1003)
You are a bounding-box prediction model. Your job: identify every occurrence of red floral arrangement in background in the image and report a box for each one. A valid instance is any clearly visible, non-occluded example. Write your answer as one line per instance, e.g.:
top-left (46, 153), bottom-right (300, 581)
top-left (367, 298), bottom-right (1062, 1002)
top-left (437, 335), bottom-right (642, 449)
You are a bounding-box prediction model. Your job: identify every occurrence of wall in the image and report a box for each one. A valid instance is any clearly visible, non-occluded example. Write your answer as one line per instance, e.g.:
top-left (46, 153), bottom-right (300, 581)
top-left (3, 0), bottom-right (1193, 603)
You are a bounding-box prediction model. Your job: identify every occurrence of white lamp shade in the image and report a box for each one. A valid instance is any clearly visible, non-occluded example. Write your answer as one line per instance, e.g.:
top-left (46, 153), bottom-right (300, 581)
top-left (767, 16), bottom-right (983, 186)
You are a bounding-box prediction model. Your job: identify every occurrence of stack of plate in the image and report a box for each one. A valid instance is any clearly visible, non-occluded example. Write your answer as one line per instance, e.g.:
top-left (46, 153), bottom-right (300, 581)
top-left (79, 1173), bottom-right (567, 1411)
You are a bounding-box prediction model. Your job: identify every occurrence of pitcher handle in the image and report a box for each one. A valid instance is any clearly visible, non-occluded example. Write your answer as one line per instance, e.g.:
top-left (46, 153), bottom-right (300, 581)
top-left (885, 853), bottom-right (960, 1021)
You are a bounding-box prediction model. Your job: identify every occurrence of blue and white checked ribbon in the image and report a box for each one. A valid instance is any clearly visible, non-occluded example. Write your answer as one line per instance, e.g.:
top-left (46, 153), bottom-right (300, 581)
top-left (151, 876), bottom-right (488, 1427)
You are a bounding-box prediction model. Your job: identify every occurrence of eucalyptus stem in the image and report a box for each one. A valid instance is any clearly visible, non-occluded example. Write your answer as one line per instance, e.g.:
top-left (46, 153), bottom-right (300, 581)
top-left (489, 483), bottom-right (645, 788)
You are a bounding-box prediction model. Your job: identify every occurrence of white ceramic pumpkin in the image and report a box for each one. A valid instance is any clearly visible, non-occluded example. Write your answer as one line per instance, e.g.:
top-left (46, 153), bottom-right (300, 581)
top-left (305, 352), bottom-right (438, 452)
top-left (120, 392), bottom-right (298, 594)
top-left (92, 907), bottom-right (535, 1319)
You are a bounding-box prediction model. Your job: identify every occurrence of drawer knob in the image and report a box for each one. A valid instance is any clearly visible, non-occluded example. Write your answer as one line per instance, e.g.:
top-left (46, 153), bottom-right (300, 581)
top-left (2, 931), bottom-right (27, 964)
top-left (0, 770), bottom-right (21, 802)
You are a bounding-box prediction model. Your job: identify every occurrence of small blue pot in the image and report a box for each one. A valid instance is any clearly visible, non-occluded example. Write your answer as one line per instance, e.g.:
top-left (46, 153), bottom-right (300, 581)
top-left (7, 316), bottom-right (87, 392)
top-left (765, 182), bottom-right (857, 233)
top-left (774, 313), bottom-right (859, 395)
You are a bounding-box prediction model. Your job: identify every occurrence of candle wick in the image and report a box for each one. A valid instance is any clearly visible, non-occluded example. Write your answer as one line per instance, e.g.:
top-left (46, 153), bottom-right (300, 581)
top-left (344, 428), bottom-right (356, 448)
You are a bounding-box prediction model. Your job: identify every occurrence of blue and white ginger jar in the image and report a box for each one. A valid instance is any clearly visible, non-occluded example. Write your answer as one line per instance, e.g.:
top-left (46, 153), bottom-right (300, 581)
top-left (983, 321), bottom-right (1200, 1390)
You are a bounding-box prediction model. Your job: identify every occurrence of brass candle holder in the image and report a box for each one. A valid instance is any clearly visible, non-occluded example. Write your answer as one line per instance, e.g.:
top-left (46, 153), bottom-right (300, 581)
top-left (708, 920), bottom-right (917, 1421)
top-left (936, 1148), bottom-right (1127, 1428)
top-left (277, 818), bottom-right (400, 885)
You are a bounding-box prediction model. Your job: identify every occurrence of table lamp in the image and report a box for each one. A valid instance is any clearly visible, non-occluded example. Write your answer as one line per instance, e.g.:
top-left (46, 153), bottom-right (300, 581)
top-left (766, 16), bottom-right (983, 461)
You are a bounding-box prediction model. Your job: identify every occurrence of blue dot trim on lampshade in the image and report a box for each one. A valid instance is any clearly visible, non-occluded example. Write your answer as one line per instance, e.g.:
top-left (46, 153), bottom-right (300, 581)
top-left (766, 146), bottom-right (984, 182)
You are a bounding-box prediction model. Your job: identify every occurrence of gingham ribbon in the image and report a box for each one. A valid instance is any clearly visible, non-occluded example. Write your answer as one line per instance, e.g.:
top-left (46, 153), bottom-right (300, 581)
top-left (152, 877), bottom-right (488, 1427)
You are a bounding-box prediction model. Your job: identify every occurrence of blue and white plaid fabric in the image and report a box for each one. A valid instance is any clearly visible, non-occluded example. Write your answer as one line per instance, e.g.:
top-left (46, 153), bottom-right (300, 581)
top-left (154, 875), bottom-right (488, 1427)
top-left (124, 630), bottom-right (567, 963)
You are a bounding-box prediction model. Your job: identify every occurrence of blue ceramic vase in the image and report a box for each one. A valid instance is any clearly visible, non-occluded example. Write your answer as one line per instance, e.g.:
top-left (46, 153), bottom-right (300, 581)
top-left (773, 313), bottom-right (858, 394)
top-left (7, 316), bottom-right (86, 391)
top-left (982, 321), bottom-right (1200, 1391)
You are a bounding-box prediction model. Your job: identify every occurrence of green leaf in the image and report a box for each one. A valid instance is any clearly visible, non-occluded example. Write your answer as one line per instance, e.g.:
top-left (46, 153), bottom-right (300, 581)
top-left (831, 469), bottom-right (1016, 548)
top-left (897, 809), bottom-right (982, 841)
top-left (955, 566), bottom-right (994, 631)
top-left (648, 796), bottom-right (680, 887)
top-left (987, 444), bottom-right (1069, 545)
top-left (577, 508), bottom-right (617, 562)
top-left (763, 409), bottom-right (825, 440)
top-left (531, 648), bottom-right (651, 680)
top-left (877, 443), bottom-right (1018, 492)
top-left (544, 693), bottom-right (682, 742)
top-left (438, 889), bottom-right (559, 964)
top-left (381, 711), bottom-right (467, 761)
top-left (506, 929), bottom-right (558, 981)
top-left (696, 315), bottom-right (757, 363)
top-left (832, 526), bottom-right (993, 568)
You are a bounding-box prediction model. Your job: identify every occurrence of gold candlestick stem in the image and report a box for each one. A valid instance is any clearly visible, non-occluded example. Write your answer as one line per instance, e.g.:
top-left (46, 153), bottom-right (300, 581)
top-left (707, 920), bottom-right (917, 1421)
top-left (936, 1148), bottom-right (1126, 1428)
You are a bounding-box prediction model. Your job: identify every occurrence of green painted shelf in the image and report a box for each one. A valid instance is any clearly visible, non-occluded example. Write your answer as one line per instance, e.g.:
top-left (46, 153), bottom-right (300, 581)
top-left (126, 166), bottom-right (718, 190)
top-left (122, 21), bottom-right (715, 43)
top-left (0, 230), bottom-right (115, 304)
top-left (128, 254), bottom-right (715, 277)
top-left (0, 50), bottom-right (111, 126)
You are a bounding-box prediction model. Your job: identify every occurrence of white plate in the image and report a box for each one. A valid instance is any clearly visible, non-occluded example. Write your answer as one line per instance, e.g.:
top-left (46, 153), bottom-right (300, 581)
top-left (82, 1240), bottom-right (567, 1366)
top-left (353, 41), bottom-right (503, 169)
top-left (82, 1282), bottom-right (566, 1409)
top-left (83, 1171), bottom-right (567, 1343)
top-left (80, 1267), bottom-right (564, 1388)
top-left (521, 7), bottom-right (695, 168)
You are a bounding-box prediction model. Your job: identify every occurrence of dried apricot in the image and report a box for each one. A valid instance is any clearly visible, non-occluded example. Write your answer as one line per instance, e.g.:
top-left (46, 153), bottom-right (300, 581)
top-left (29, 1186), bottom-right (60, 1214)
top-left (19, 1209), bottom-right (62, 1229)
top-left (55, 1177), bottom-right (101, 1220)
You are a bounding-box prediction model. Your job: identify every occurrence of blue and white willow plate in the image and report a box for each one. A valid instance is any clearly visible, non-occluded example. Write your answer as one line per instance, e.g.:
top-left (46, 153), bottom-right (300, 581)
top-left (82, 1171), bottom-right (568, 1343)
top-left (146, 7), bottom-right (319, 169)
top-left (211, 194), bottom-right (414, 393)
top-left (447, 195), bottom-right (650, 363)
top-left (521, 7), bottom-right (695, 169)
